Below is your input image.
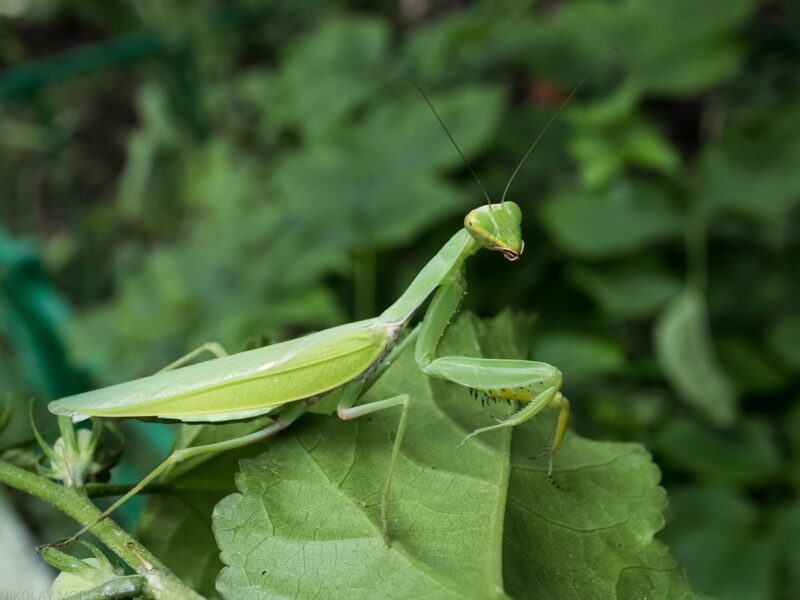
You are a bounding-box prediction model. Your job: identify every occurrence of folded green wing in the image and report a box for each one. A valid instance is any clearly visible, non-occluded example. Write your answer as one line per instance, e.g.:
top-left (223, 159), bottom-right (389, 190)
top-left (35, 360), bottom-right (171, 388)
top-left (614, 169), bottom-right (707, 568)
top-left (49, 319), bottom-right (388, 422)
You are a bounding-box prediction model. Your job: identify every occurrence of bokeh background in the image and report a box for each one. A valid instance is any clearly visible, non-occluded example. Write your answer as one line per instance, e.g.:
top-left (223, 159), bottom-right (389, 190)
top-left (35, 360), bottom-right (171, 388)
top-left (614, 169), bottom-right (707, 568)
top-left (1, 1), bottom-right (799, 598)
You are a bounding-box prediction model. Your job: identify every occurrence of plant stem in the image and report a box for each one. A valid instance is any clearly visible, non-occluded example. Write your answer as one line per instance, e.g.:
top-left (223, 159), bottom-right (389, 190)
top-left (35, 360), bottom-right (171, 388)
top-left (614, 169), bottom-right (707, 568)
top-left (685, 215), bottom-right (708, 293)
top-left (0, 459), bottom-right (204, 600)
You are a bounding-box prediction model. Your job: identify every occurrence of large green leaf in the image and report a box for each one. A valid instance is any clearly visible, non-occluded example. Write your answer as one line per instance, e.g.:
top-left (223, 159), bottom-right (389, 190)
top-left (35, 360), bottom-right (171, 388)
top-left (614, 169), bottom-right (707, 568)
top-left (212, 314), bottom-right (700, 599)
top-left (213, 316), bottom-right (514, 599)
top-left (504, 420), bottom-right (701, 599)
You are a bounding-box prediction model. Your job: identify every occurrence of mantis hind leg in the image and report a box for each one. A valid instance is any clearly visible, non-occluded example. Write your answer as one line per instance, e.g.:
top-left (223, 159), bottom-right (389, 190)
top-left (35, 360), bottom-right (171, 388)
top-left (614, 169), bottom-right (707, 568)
top-left (58, 401), bottom-right (307, 547)
top-left (336, 380), bottom-right (410, 546)
top-left (116, 342), bottom-right (233, 480)
top-left (157, 341), bottom-right (229, 373)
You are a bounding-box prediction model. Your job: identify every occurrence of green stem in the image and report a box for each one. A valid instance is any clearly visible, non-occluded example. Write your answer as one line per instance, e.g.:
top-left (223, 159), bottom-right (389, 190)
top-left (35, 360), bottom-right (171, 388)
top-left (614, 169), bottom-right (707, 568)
top-left (685, 216), bottom-right (707, 293)
top-left (0, 459), bottom-right (204, 600)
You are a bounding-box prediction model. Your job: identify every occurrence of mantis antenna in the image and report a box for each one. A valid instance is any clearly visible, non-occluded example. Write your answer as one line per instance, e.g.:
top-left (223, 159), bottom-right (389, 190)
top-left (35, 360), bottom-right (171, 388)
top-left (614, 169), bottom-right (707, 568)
top-left (500, 73), bottom-right (589, 203)
top-left (502, 48), bottom-right (624, 203)
top-left (405, 78), bottom-right (493, 206)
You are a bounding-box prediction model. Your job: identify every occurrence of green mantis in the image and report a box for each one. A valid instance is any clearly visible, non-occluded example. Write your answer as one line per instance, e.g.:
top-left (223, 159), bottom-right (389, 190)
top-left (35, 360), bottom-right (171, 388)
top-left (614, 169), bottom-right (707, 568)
top-left (47, 89), bottom-right (578, 546)
top-left (48, 202), bottom-right (569, 545)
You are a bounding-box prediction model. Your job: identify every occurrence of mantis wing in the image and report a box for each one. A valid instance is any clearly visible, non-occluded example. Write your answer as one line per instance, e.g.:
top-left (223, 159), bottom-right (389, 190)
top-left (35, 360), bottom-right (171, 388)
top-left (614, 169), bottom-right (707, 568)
top-left (49, 319), bottom-right (389, 422)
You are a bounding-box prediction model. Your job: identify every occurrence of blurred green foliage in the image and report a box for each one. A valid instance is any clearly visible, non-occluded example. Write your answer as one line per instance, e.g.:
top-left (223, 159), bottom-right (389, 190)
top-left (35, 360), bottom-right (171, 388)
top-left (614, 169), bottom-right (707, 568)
top-left (1, 0), bottom-right (799, 599)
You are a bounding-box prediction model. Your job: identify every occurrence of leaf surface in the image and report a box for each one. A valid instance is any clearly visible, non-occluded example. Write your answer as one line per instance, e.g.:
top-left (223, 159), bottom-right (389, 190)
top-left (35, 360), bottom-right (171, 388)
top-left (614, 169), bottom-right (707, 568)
top-left (504, 417), bottom-right (702, 599)
top-left (212, 314), bottom-right (701, 599)
top-left (214, 315), bottom-right (512, 599)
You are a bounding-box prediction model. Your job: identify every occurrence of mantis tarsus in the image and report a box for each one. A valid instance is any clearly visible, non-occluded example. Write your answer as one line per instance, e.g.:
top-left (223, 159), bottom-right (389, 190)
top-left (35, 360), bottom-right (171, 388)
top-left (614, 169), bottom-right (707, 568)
top-left (48, 87), bottom-right (578, 547)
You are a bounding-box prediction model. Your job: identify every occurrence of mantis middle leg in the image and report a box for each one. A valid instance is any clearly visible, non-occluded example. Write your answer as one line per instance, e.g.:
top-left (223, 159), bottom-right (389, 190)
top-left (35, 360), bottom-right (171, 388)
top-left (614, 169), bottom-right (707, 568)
top-left (157, 341), bottom-right (229, 372)
top-left (336, 379), bottom-right (411, 546)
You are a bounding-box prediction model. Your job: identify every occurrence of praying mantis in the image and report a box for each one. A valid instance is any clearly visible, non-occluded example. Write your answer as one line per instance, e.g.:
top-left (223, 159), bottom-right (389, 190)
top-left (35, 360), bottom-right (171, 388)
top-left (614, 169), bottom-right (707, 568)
top-left (48, 86), bottom-right (578, 546)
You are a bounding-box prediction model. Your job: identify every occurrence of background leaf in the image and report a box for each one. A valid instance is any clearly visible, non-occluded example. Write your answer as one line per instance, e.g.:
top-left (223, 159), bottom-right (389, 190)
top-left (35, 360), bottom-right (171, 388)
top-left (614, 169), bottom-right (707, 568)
top-left (654, 288), bottom-right (737, 426)
top-left (534, 332), bottom-right (625, 381)
top-left (569, 263), bottom-right (682, 320)
top-left (661, 487), bottom-right (775, 600)
top-left (655, 416), bottom-right (781, 486)
top-left (540, 180), bottom-right (682, 259)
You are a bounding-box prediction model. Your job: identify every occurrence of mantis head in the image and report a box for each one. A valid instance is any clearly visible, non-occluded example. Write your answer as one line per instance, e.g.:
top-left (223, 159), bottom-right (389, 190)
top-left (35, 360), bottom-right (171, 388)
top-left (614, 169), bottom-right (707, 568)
top-left (409, 72), bottom-right (584, 264)
top-left (464, 202), bottom-right (524, 261)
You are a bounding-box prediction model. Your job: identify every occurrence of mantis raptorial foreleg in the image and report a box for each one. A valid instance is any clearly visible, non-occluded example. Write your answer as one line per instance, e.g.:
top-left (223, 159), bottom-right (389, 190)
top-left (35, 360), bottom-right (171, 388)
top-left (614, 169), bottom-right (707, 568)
top-left (336, 380), bottom-right (411, 545)
top-left (415, 274), bottom-right (571, 469)
top-left (456, 386), bottom-right (558, 446)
